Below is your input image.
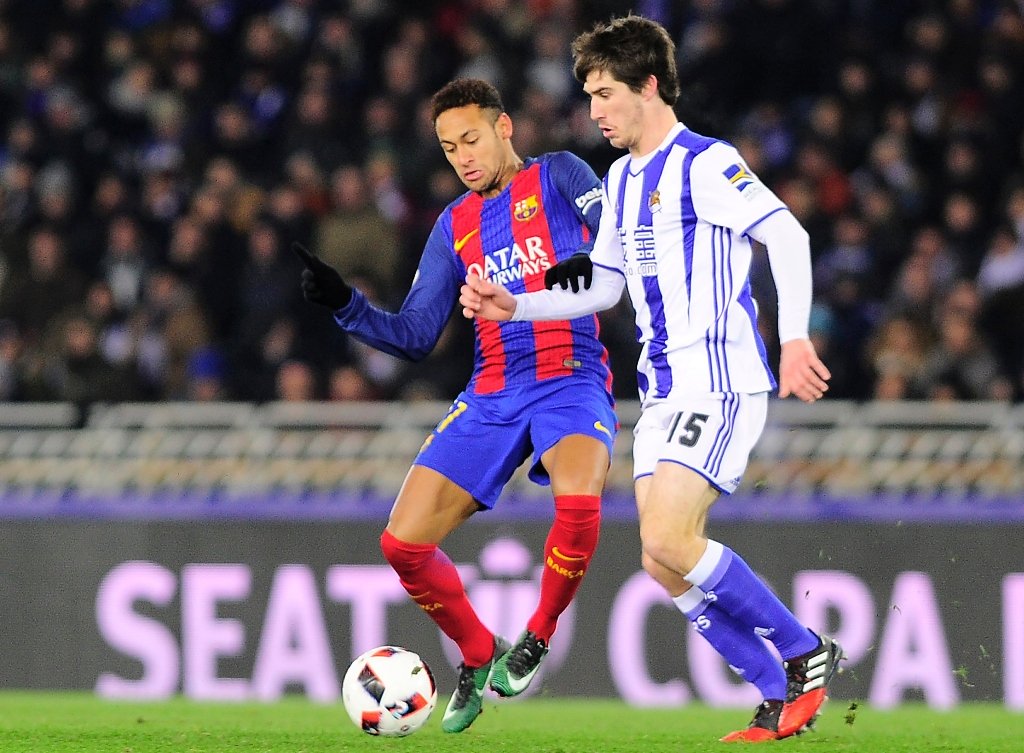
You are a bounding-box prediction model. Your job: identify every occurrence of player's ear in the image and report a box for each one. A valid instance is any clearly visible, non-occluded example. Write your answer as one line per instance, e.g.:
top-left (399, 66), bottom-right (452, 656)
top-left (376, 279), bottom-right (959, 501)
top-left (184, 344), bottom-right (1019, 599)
top-left (496, 112), bottom-right (513, 140)
top-left (641, 74), bottom-right (659, 102)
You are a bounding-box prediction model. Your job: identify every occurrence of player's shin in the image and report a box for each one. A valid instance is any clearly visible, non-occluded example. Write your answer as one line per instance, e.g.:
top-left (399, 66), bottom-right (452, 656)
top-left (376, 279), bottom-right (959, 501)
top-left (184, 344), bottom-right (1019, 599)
top-left (490, 495), bottom-right (600, 698)
top-left (527, 494), bottom-right (601, 641)
top-left (674, 587), bottom-right (786, 702)
top-left (684, 540), bottom-right (818, 661)
top-left (379, 530), bottom-right (494, 667)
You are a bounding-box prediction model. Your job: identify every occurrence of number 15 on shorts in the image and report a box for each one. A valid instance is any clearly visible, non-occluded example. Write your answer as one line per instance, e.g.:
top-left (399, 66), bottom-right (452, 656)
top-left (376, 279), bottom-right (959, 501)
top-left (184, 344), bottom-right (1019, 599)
top-left (666, 412), bottom-right (710, 447)
top-left (634, 395), bottom-right (765, 492)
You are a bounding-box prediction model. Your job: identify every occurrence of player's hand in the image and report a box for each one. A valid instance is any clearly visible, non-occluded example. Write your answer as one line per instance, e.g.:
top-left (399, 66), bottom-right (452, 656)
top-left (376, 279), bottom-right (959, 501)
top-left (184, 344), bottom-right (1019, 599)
top-left (460, 274), bottom-right (516, 321)
top-left (778, 338), bottom-right (831, 403)
top-left (291, 242), bottom-right (352, 310)
top-left (544, 253), bottom-right (593, 293)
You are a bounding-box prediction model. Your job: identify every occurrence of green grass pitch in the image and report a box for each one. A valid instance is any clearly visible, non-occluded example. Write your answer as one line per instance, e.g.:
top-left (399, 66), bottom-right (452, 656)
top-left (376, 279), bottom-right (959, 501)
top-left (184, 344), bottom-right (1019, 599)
top-left (0, 693), bottom-right (1021, 752)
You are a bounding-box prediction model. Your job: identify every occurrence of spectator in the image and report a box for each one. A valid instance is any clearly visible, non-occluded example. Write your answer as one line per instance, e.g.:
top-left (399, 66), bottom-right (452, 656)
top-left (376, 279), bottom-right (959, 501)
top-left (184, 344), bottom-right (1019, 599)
top-left (100, 214), bottom-right (149, 311)
top-left (977, 224), bottom-right (1024, 298)
top-left (186, 346), bottom-right (229, 402)
top-left (868, 316), bottom-right (929, 400)
top-left (27, 314), bottom-right (137, 403)
top-left (942, 192), bottom-right (987, 276)
top-left (282, 86), bottom-right (350, 171)
top-left (328, 365), bottom-right (377, 401)
top-left (0, 225), bottom-right (86, 344)
top-left (231, 316), bottom-right (304, 401)
top-left (314, 164), bottom-right (400, 293)
top-left (275, 359), bottom-right (317, 401)
top-left (234, 219), bottom-right (299, 354)
top-left (1, 1), bottom-right (1023, 405)
top-left (913, 309), bottom-right (1012, 401)
top-left (0, 320), bottom-right (27, 401)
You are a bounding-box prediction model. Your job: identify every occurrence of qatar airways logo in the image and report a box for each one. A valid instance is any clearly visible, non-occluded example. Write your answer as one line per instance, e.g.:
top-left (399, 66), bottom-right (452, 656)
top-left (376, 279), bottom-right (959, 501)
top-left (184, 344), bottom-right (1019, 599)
top-left (466, 236), bottom-right (552, 286)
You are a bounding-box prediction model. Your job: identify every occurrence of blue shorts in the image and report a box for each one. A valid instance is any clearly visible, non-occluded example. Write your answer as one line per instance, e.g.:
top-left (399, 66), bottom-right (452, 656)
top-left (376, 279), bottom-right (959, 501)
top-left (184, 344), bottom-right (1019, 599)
top-left (413, 377), bottom-right (617, 509)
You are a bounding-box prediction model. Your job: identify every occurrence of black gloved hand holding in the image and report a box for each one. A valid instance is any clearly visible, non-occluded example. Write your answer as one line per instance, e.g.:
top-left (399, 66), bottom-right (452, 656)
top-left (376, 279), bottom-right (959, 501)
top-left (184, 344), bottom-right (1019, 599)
top-left (292, 242), bottom-right (352, 310)
top-left (544, 253), bottom-right (593, 293)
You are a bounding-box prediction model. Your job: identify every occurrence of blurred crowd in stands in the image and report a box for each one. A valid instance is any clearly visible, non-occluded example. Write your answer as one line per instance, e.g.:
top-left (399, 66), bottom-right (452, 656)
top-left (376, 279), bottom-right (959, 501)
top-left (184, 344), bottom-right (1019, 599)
top-left (0, 0), bottom-right (1022, 407)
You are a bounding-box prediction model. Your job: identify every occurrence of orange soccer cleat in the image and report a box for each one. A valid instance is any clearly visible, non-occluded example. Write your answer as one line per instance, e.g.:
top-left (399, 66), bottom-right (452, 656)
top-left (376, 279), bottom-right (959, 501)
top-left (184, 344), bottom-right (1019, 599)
top-left (720, 700), bottom-right (783, 743)
top-left (777, 634), bottom-right (844, 737)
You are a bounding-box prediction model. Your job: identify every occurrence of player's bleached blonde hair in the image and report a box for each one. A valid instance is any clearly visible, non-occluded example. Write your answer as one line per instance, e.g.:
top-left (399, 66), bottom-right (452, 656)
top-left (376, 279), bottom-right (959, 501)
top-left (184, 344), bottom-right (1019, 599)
top-left (572, 15), bottom-right (680, 106)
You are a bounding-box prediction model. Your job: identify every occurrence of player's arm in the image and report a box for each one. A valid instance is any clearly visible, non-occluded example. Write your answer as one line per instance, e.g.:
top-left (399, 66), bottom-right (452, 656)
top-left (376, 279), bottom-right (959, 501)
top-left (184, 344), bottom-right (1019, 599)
top-left (461, 189), bottom-right (625, 322)
top-left (461, 264), bottom-right (623, 321)
top-left (690, 144), bottom-right (830, 403)
top-left (294, 226), bottom-right (457, 361)
top-left (543, 152), bottom-right (604, 292)
top-left (746, 212), bottom-right (830, 402)
top-left (548, 151), bottom-right (602, 239)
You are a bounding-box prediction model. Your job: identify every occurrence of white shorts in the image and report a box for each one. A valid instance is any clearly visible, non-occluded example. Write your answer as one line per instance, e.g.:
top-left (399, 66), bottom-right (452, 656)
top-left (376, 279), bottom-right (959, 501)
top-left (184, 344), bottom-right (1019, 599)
top-left (632, 392), bottom-right (768, 494)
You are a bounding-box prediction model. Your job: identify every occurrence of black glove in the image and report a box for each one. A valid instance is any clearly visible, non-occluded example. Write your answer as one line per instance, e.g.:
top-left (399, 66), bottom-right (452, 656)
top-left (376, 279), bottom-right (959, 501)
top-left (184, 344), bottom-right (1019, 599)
top-left (292, 242), bottom-right (352, 310)
top-left (544, 253), bottom-right (593, 293)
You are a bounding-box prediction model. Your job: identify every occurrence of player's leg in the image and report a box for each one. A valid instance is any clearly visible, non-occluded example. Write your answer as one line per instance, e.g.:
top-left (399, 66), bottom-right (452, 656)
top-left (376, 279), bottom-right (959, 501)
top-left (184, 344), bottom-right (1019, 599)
top-left (491, 432), bottom-right (609, 697)
top-left (383, 465), bottom-right (509, 733)
top-left (386, 393), bottom-right (530, 732)
top-left (530, 432), bottom-right (607, 640)
top-left (384, 465), bottom-right (493, 663)
top-left (679, 508), bottom-right (842, 736)
top-left (490, 382), bottom-right (614, 697)
top-left (636, 395), bottom-right (820, 658)
top-left (634, 396), bottom-right (839, 739)
top-left (634, 471), bottom-right (787, 742)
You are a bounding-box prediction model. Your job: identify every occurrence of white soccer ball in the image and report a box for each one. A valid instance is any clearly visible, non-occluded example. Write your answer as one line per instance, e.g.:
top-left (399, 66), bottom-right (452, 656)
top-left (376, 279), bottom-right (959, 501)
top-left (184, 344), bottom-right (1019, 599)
top-left (342, 646), bottom-right (438, 737)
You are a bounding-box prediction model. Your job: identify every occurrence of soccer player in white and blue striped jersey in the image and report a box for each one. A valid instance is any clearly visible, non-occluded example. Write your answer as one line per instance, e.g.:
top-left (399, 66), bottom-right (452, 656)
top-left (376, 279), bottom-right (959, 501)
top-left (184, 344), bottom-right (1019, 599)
top-left (460, 15), bottom-right (843, 743)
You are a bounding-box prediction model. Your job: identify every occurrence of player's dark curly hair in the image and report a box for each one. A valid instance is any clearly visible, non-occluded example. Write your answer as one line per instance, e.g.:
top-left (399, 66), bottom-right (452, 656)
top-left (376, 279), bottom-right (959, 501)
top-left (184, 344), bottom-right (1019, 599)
top-left (572, 15), bottom-right (680, 106)
top-left (430, 78), bottom-right (505, 123)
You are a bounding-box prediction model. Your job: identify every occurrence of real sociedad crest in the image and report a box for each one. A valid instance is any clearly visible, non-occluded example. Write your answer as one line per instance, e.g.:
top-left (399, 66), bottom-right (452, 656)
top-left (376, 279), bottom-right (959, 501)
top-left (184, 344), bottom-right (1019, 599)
top-left (514, 194), bottom-right (539, 221)
top-left (648, 189), bottom-right (662, 213)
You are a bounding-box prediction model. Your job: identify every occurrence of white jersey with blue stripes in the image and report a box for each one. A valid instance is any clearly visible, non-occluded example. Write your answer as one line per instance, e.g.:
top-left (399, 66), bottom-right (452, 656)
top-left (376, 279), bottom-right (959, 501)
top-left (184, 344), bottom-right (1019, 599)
top-left (591, 123), bottom-right (785, 403)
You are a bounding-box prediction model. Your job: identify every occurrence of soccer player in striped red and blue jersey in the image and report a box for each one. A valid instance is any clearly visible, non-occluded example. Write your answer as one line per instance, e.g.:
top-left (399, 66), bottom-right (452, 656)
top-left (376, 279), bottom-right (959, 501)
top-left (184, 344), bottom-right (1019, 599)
top-left (460, 17), bottom-right (844, 744)
top-left (294, 78), bottom-right (616, 733)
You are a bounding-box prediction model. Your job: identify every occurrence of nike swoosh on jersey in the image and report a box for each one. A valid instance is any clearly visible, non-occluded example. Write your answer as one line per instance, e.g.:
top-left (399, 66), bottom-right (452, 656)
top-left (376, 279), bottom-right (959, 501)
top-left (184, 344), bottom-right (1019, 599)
top-left (454, 228), bottom-right (480, 251)
top-left (551, 546), bottom-right (587, 562)
top-left (594, 420), bottom-right (612, 438)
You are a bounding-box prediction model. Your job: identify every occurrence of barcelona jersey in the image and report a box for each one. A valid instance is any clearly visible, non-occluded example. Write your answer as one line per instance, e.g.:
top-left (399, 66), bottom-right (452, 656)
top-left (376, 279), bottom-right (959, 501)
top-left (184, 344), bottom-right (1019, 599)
top-left (333, 151), bottom-right (612, 397)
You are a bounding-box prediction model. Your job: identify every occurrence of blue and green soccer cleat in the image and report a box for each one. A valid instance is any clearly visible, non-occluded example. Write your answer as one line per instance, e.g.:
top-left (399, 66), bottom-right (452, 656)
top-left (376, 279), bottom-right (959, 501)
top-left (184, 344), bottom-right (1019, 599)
top-left (441, 635), bottom-right (511, 733)
top-left (489, 630), bottom-right (549, 698)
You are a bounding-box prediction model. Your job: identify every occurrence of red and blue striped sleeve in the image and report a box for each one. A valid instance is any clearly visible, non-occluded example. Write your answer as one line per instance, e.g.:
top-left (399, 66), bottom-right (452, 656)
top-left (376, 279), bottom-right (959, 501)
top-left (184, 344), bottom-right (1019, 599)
top-left (331, 216), bottom-right (459, 361)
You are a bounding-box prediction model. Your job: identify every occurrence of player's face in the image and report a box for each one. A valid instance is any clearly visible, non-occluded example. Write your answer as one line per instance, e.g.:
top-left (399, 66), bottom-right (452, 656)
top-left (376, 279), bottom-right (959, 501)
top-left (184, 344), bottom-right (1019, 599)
top-left (436, 105), bottom-right (515, 197)
top-left (583, 69), bottom-right (645, 153)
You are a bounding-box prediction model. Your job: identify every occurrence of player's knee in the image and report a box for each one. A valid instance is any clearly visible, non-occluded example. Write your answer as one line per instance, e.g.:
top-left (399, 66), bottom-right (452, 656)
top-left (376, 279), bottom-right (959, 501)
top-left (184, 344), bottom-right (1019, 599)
top-left (380, 529), bottom-right (433, 574)
top-left (640, 550), bottom-right (659, 576)
top-left (641, 550), bottom-right (681, 590)
top-left (640, 525), bottom-right (702, 573)
top-left (554, 493), bottom-right (601, 525)
top-left (379, 529), bottom-right (401, 565)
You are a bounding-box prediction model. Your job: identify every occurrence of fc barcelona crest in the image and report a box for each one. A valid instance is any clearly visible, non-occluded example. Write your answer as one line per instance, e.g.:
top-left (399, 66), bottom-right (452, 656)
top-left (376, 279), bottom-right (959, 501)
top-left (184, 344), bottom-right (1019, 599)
top-left (514, 195), bottom-right (539, 222)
